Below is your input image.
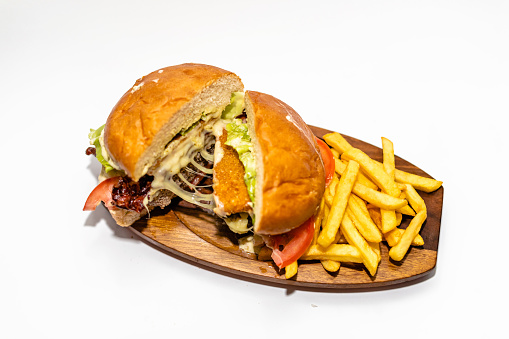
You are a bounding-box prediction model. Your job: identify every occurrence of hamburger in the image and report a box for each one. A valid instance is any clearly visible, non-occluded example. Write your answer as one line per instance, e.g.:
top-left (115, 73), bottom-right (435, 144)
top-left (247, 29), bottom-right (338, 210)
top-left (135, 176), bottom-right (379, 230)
top-left (84, 63), bottom-right (331, 267)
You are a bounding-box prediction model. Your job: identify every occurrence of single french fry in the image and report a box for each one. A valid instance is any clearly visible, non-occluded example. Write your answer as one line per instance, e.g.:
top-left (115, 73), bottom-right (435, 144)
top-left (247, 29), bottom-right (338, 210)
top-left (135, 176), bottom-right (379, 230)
top-left (301, 244), bottom-right (363, 263)
top-left (317, 160), bottom-right (359, 248)
top-left (380, 137), bottom-right (398, 233)
top-left (382, 137), bottom-right (395, 179)
top-left (352, 182), bottom-right (408, 210)
top-left (285, 261), bottom-right (298, 279)
top-left (343, 148), bottom-right (401, 197)
top-left (323, 132), bottom-right (354, 155)
top-left (341, 214), bottom-right (379, 276)
top-left (395, 169), bottom-right (443, 193)
top-left (403, 184), bottom-right (427, 213)
top-left (389, 210), bottom-right (427, 261)
top-left (347, 197), bottom-right (382, 243)
top-left (321, 260), bottom-right (341, 272)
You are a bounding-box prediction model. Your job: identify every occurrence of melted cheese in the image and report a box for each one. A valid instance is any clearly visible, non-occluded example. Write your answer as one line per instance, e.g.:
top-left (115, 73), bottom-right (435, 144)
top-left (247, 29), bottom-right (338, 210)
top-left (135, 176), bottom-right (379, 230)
top-left (149, 116), bottom-right (225, 210)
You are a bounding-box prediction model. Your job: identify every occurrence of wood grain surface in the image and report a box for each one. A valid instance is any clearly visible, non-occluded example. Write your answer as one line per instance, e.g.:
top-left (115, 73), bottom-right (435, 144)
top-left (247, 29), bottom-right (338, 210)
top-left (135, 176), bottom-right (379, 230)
top-left (130, 126), bottom-right (444, 290)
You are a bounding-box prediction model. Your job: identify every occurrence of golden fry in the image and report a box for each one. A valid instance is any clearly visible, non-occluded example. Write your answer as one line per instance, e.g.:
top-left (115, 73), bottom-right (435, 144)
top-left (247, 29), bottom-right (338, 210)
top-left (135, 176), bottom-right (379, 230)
top-left (323, 132), bottom-right (354, 155)
top-left (285, 261), bottom-right (298, 279)
top-left (301, 244), bottom-right (363, 263)
top-left (389, 210), bottom-right (427, 261)
top-left (380, 137), bottom-right (398, 233)
top-left (317, 160), bottom-right (359, 248)
top-left (353, 182), bottom-right (408, 210)
top-left (382, 137), bottom-right (395, 180)
top-left (395, 169), bottom-right (443, 193)
top-left (321, 260), bottom-right (341, 272)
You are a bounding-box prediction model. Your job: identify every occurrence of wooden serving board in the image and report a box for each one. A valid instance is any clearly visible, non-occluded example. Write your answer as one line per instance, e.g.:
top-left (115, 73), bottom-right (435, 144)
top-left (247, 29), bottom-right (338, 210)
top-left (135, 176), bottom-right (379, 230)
top-left (129, 126), bottom-right (444, 290)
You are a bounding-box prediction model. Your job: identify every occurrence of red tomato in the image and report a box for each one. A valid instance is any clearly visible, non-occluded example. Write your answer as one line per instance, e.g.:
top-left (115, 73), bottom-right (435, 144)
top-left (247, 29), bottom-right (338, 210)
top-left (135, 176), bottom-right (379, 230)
top-left (315, 137), bottom-right (335, 186)
top-left (83, 177), bottom-right (121, 211)
top-left (270, 216), bottom-right (315, 269)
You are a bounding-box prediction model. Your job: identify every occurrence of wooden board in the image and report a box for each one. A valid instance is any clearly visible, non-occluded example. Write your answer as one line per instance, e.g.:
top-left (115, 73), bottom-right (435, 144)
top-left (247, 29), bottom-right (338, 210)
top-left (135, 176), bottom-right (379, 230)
top-left (129, 126), bottom-right (444, 290)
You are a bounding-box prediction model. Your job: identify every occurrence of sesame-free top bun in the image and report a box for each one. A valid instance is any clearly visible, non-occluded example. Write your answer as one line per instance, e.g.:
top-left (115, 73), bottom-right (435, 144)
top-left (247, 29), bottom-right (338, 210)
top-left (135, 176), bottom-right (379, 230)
top-left (104, 63), bottom-right (244, 181)
top-left (245, 91), bottom-right (326, 235)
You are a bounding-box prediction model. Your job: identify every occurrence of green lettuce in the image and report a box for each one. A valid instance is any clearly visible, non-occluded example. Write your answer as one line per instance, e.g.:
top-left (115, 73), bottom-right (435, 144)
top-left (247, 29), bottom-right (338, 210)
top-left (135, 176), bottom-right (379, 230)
top-left (221, 92), bottom-right (245, 120)
top-left (88, 124), bottom-right (116, 173)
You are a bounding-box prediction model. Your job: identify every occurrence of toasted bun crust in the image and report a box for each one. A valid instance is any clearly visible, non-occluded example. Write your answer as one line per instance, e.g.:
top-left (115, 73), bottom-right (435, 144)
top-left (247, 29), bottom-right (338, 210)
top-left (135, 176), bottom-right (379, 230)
top-left (245, 91), bottom-right (325, 235)
top-left (104, 63), bottom-right (243, 181)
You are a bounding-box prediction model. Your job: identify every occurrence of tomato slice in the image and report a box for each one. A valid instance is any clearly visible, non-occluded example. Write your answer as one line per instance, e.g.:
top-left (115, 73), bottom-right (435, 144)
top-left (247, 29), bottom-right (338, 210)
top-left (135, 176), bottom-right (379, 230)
top-left (315, 137), bottom-right (335, 186)
top-left (83, 177), bottom-right (121, 211)
top-left (270, 216), bottom-right (315, 269)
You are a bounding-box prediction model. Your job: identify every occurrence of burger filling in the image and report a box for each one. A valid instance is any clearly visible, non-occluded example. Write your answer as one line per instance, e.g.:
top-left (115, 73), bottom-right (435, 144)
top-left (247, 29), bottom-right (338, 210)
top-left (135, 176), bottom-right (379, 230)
top-left (86, 91), bottom-right (257, 233)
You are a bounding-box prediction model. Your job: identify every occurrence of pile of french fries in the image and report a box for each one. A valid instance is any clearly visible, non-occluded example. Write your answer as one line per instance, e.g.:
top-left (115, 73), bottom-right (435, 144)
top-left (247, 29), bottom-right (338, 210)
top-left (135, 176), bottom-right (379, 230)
top-left (284, 133), bottom-right (443, 279)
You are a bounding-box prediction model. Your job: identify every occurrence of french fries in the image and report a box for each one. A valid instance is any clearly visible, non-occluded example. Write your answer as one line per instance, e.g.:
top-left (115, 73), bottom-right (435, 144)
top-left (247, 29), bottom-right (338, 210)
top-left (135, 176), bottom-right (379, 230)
top-left (282, 132), bottom-right (442, 279)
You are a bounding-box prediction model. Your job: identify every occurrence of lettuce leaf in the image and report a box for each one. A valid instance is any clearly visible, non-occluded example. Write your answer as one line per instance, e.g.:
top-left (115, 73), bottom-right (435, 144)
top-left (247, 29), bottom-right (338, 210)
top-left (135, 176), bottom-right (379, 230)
top-left (221, 92), bottom-right (245, 120)
top-left (88, 124), bottom-right (116, 173)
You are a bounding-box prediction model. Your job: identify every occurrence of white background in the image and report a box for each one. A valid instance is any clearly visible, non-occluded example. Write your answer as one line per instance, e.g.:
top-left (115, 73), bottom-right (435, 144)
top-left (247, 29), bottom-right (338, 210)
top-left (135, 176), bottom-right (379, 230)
top-left (1, 1), bottom-right (508, 338)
